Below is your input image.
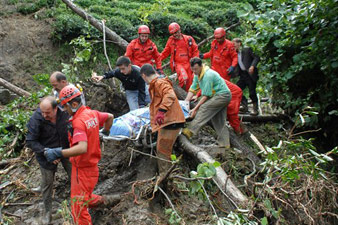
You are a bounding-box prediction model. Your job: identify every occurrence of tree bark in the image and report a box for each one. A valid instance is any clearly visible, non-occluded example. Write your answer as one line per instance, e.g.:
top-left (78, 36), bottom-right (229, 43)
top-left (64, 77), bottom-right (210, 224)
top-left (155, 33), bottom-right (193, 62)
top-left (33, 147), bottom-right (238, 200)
top-left (240, 114), bottom-right (289, 123)
top-left (0, 78), bottom-right (31, 97)
top-left (178, 135), bottom-right (248, 206)
top-left (61, 0), bottom-right (129, 50)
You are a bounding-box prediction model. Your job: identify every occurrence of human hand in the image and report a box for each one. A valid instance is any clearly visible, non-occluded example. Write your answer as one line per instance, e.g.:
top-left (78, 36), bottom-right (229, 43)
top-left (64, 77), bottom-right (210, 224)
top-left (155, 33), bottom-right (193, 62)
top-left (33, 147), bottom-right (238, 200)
top-left (155, 111), bottom-right (165, 125)
top-left (44, 147), bottom-right (63, 162)
top-left (91, 72), bottom-right (103, 82)
top-left (189, 108), bottom-right (197, 119)
top-left (53, 159), bottom-right (61, 165)
top-left (100, 129), bottom-right (110, 137)
top-left (248, 66), bottom-right (254, 75)
top-left (191, 95), bottom-right (198, 102)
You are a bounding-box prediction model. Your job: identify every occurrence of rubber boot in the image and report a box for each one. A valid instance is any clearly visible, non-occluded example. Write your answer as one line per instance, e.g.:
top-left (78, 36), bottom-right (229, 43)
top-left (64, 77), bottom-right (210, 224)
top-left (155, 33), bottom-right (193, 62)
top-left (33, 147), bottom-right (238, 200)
top-left (239, 104), bottom-right (248, 113)
top-left (41, 200), bottom-right (52, 225)
top-left (251, 102), bottom-right (259, 116)
top-left (101, 194), bottom-right (121, 207)
top-left (182, 128), bottom-right (193, 139)
top-left (157, 152), bottom-right (171, 176)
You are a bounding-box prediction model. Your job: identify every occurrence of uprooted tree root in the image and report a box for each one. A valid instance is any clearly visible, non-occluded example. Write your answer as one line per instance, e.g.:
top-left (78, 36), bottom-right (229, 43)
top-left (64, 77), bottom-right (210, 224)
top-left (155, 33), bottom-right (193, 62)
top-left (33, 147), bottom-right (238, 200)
top-left (246, 173), bottom-right (338, 224)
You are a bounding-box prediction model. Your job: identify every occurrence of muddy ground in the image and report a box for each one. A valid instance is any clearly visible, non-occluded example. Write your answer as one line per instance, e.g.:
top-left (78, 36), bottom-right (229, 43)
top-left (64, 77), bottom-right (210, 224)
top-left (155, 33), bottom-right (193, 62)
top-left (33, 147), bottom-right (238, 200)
top-left (1, 122), bottom-right (264, 225)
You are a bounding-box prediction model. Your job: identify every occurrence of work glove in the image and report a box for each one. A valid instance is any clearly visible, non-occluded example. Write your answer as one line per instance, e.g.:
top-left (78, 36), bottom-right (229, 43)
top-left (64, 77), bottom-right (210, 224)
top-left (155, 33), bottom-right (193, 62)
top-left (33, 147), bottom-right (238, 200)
top-left (44, 147), bottom-right (63, 162)
top-left (155, 110), bottom-right (165, 126)
top-left (100, 129), bottom-right (110, 137)
top-left (227, 66), bottom-right (235, 74)
top-left (199, 53), bottom-right (204, 59)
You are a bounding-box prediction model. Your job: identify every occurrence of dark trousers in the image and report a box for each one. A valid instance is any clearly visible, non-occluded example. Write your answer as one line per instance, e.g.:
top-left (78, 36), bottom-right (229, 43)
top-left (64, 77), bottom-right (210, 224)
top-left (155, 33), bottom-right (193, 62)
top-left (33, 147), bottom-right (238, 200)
top-left (40, 158), bottom-right (72, 212)
top-left (236, 71), bottom-right (258, 106)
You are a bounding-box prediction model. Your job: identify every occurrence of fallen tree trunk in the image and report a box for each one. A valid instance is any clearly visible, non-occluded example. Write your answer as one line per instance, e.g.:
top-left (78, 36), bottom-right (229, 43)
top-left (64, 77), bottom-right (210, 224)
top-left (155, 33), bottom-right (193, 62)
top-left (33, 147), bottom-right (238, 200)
top-left (240, 114), bottom-right (289, 123)
top-left (61, 0), bottom-right (129, 50)
top-left (0, 78), bottom-right (31, 97)
top-left (178, 135), bottom-right (248, 207)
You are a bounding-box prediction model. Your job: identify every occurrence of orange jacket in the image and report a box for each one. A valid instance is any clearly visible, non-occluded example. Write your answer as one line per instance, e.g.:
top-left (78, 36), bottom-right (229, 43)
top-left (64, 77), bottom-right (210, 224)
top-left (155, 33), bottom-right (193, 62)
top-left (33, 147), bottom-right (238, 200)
top-left (161, 34), bottom-right (199, 72)
top-left (125, 38), bottom-right (162, 69)
top-left (203, 39), bottom-right (238, 80)
top-left (149, 77), bottom-right (185, 132)
top-left (68, 106), bottom-right (102, 168)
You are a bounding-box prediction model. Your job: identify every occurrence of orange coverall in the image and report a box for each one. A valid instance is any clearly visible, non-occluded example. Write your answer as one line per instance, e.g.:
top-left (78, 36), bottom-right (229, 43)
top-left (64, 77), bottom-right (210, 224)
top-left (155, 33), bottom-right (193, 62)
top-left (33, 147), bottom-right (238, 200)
top-left (161, 34), bottom-right (199, 91)
top-left (125, 38), bottom-right (162, 69)
top-left (68, 106), bottom-right (108, 225)
top-left (202, 39), bottom-right (238, 81)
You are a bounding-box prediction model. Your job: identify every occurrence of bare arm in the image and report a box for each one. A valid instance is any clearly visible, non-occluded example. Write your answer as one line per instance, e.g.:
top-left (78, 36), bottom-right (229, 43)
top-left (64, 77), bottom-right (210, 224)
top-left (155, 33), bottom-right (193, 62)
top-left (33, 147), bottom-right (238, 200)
top-left (103, 113), bottom-right (114, 132)
top-left (61, 141), bottom-right (87, 158)
top-left (190, 96), bottom-right (208, 118)
top-left (185, 92), bottom-right (195, 101)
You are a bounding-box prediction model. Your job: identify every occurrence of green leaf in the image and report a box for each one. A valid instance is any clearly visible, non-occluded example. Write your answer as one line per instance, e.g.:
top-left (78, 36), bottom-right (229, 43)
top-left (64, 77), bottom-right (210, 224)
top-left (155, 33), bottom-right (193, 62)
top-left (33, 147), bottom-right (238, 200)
top-left (213, 161), bottom-right (221, 168)
top-left (261, 217), bottom-right (268, 225)
top-left (170, 154), bottom-right (177, 161)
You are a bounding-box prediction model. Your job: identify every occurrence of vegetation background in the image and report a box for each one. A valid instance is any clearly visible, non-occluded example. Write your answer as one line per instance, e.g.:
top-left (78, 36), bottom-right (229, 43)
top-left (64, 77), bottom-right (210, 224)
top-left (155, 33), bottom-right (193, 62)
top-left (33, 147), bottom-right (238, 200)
top-left (0, 0), bottom-right (337, 224)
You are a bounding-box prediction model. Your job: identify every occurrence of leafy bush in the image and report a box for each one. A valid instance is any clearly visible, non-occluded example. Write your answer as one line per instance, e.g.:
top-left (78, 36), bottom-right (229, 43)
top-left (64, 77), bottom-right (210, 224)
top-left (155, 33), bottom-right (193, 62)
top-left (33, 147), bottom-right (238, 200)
top-left (245, 0), bottom-right (338, 148)
top-left (52, 13), bottom-right (88, 40)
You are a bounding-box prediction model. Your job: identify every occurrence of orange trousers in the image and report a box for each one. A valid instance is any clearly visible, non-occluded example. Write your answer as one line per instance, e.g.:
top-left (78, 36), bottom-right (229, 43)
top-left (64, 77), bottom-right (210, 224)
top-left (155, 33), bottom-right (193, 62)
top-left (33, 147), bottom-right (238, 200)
top-left (157, 128), bottom-right (181, 159)
top-left (70, 165), bottom-right (102, 225)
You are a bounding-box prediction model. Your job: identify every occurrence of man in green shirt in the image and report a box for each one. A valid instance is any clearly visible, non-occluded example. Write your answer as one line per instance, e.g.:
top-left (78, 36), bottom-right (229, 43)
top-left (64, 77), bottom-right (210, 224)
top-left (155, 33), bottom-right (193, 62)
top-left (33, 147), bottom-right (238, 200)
top-left (183, 57), bottom-right (232, 148)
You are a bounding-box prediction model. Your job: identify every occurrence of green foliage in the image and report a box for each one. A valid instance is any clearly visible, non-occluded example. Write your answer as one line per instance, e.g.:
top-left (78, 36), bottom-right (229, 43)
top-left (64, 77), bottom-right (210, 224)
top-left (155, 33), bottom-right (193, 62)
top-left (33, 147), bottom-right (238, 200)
top-left (164, 208), bottom-right (182, 225)
top-left (16, 0), bottom-right (52, 15)
top-left (138, 0), bottom-right (170, 23)
top-left (189, 162), bottom-right (220, 200)
top-left (247, 0), bottom-right (338, 147)
top-left (61, 35), bottom-right (94, 82)
top-left (218, 211), bottom-right (258, 225)
top-left (0, 87), bottom-right (51, 158)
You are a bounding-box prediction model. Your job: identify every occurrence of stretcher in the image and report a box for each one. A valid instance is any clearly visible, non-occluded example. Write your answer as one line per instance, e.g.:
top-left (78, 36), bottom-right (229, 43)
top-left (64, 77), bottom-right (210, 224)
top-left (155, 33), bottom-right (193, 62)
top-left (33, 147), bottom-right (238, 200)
top-left (102, 101), bottom-right (190, 148)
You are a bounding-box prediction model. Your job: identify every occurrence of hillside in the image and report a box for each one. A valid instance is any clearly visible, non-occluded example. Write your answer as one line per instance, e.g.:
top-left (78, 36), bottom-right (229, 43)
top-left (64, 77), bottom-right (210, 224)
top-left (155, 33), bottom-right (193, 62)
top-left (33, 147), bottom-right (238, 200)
top-left (0, 0), bottom-right (337, 225)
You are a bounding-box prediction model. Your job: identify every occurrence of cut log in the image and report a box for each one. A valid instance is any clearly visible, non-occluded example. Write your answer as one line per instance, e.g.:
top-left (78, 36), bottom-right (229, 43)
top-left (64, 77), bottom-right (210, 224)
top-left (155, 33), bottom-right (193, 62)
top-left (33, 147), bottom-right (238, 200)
top-left (0, 78), bottom-right (31, 97)
top-left (61, 0), bottom-right (129, 50)
top-left (178, 135), bottom-right (248, 206)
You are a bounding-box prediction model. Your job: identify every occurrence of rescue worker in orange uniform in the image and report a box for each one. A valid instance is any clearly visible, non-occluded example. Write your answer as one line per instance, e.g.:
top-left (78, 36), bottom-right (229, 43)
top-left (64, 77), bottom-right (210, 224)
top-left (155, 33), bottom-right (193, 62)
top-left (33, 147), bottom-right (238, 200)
top-left (44, 85), bottom-right (117, 225)
top-left (200, 27), bottom-right (238, 81)
top-left (161, 22), bottom-right (199, 91)
top-left (125, 25), bottom-right (163, 73)
top-left (140, 64), bottom-right (185, 174)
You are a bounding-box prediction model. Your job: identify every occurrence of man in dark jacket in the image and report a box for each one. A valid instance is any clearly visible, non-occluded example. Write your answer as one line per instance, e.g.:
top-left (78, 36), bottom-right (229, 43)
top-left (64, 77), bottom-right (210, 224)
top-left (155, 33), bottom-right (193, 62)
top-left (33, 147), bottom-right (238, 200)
top-left (233, 38), bottom-right (260, 115)
top-left (91, 56), bottom-right (149, 111)
top-left (26, 96), bottom-right (71, 224)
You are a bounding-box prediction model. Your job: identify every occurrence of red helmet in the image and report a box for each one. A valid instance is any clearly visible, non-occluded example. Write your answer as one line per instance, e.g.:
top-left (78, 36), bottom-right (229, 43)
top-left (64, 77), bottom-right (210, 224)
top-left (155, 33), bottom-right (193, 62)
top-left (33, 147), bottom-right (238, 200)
top-left (214, 27), bottom-right (226, 39)
top-left (59, 85), bottom-right (81, 106)
top-left (168, 22), bottom-right (180, 34)
top-left (138, 25), bottom-right (150, 34)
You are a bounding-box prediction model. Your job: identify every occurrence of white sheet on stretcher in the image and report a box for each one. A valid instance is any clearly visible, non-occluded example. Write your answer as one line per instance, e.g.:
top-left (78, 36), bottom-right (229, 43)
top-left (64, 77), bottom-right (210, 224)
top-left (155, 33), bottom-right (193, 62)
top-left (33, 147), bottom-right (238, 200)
top-left (106, 101), bottom-right (190, 139)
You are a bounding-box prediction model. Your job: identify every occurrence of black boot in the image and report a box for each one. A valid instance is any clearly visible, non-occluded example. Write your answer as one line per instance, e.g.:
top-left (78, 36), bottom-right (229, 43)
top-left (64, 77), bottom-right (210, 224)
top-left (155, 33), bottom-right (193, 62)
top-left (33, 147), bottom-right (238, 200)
top-left (251, 102), bottom-right (259, 116)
